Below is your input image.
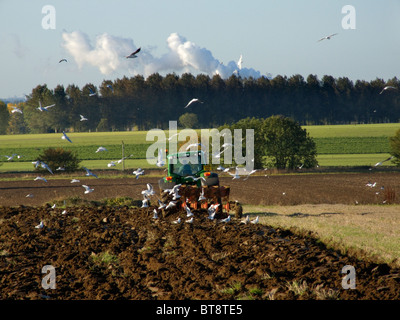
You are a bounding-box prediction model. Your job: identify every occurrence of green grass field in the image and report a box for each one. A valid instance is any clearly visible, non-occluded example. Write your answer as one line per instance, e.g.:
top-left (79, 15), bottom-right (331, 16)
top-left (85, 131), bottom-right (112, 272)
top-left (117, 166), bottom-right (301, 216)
top-left (0, 123), bottom-right (399, 172)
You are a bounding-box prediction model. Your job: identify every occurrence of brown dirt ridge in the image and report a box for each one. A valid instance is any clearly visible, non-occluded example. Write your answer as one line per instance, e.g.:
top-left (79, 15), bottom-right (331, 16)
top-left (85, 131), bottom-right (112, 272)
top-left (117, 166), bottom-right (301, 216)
top-left (0, 171), bottom-right (400, 300)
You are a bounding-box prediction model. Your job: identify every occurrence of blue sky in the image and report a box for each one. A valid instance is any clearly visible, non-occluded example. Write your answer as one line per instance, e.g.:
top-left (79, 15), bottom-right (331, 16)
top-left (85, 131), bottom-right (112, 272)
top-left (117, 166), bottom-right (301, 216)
top-left (0, 0), bottom-right (399, 99)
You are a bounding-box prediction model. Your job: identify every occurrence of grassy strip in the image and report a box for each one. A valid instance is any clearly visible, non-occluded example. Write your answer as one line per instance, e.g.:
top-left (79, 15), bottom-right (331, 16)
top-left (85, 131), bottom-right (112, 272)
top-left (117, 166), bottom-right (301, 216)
top-left (304, 123), bottom-right (400, 138)
top-left (314, 137), bottom-right (390, 154)
top-left (243, 204), bottom-right (400, 267)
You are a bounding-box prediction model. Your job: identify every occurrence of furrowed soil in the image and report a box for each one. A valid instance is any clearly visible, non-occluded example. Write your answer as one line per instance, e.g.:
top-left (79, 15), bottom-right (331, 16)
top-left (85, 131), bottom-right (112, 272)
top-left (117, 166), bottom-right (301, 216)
top-left (1, 171), bottom-right (400, 300)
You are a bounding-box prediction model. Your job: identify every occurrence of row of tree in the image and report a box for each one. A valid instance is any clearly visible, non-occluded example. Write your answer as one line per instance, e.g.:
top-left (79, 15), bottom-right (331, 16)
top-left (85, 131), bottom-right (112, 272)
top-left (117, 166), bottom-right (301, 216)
top-left (1, 72), bottom-right (400, 134)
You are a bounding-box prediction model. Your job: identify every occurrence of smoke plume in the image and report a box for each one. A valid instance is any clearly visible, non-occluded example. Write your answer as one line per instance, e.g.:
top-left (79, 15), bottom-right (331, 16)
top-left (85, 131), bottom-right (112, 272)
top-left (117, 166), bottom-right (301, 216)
top-left (62, 31), bottom-right (262, 79)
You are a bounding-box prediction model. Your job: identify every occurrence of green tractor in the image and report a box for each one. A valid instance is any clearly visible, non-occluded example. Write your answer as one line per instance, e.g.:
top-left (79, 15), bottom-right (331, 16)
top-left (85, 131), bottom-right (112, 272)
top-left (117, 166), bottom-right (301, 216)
top-left (158, 150), bottom-right (243, 218)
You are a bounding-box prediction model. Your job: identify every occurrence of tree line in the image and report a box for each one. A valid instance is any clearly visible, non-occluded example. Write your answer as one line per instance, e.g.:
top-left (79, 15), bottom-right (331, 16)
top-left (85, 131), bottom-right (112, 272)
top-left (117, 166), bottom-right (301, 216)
top-left (1, 73), bottom-right (400, 135)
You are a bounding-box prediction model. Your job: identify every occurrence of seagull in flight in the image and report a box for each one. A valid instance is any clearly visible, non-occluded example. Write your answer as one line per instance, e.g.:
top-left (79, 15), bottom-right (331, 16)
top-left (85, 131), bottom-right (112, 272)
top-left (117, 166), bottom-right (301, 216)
top-left (186, 143), bottom-right (204, 150)
top-left (250, 216), bottom-right (259, 224)
top-left (34, 176), bottom-right (48, 182)
top-left (184, 98), bottom-right (203, 108)
top-left (37, 101), bottom-right (55, 111)
top-left (133, 168), bottom-right (145, 179)
top-left (35, 221), bottom-right (45, 229)
top-left (228, 167), bottom-right (240, 180)
top-left (96, 146), bottom-right (107, 153)
top-left (156, 148), bottom-right (165, 167)
top-left (374, 156), bottom-right (394, 167)
top-left (80, 114), bottom-right (88, 121)
top-left (318, 33), bottom-right (338, 42)
top-left (165, 200), bottom-right (177, 210)
top-left (11, 106), bottom-right (23, 114)
top-left (82, 185), bottom-right (94, 194)
top-left (59, 58), bottom-right (67, 63)
top-left (220, 215), bottom-right (231, 223)
top-left (172, 217), bottom-right (181, 224)
top-left (70, 179), bottom-right (80, 183)
top-left (4, 154), bottom-right (18, 161)
top-left (244, 169), bottom-right (257, 180)
top-left (88, 88), bottom-right (97, 96)
top-left (62, 131), bottom-right (72, 143)
top-left (379, 86), bottom-right (397, 95)
top-left (126, 47), bottom-right (141, 58)
top-left (83, 167), bottom-right (98, 178)
top-left (40, 161), bottom-right (53, 174)
top-left (152, 209), bottom-right (159, 219)
top-left (141, 183), bottom-right (155, 197)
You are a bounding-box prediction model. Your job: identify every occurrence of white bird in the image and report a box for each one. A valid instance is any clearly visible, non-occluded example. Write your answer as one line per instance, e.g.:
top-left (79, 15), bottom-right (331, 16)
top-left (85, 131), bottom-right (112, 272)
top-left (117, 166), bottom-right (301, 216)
top-left (26, 193), bottom-right (34, 198)
top-left (152, 209), bottom-right (158, 219)
top-left (186, 217), bottom-right (194, 224)
top-left (117, 154), bottom-right (133, 164)
top-left (61, 210), bottom-right (67, 215)
top-left (185, 206), bottom-right (194, 217)
top-left (374, 156), bottom-right (394, 167)
top-left (62, 131), bottom-right (72, 143)
top-left (228, 167), bottom-right (240, 180)
top-left (237, 54), bottom-right (243, 70)
top-left (107, 161), bottom-right (116, 168)
top-left (184, 98), bottom-right (203, 108)
top-left (37, 101), bottom-right (55, 111)
top-left (56, 166), bottom-right (65, 171)
top-left (88, 88), bottom-right (97, 96)
top-left (366, 182), bottom-right (376, 188)
top-left (156, 148), bottom-right (165, 167)
top-left (34, 176), bottom-right (47, 182)
top-left (241, 215), bottom-right (250, 224)
top-left (165, 201), bottom-right (177, 210)
top-left (158, 199), bottom-right (166, 210)
top-left (51, 204), bottom-right (56, 209)
top-left (318, 33), bottom-right (338, 42)
top-left (132, 168), bottom-right (144, 179)
top-left (186, 176), bottom-right (206, 182)
top-left (379, 86), bottom-right (397, 95)
top-left (250, 216), bottom-right (259, 224)
top-left (80, 114), bottom-right (88, 121)
top-left (172, 217), bottom-right (181, 224)
top-left (35, 221), bottom-right (45, 229)
top-left (4, 154), bottom-right (18, 161)
top-left (59, 58), bottom-right (67, 63)
top-left (40, 161), bottom-right (53, 174)
top-left (82, 184), bottom-right (94, 194)
top-left (185, 143), bottom-right (204, 151)
top-left (141, 197), bottom-right (149, 208)
top-left (166, 133), bottom-right (179, 141)
top-left (221, 142), bottom-right (233, 149)
top-left (96, 146), bottom-right (107, 153)
top-left (198, 188), bottom-right (206, 201)
top-left (244, 169), bottom-right (257, 180)
top-left (142, 183), bottom-right (155, 197)
top-left (126, 47), bottom-right (141, 58)
top-left (83, 167), bottom-right (98, 178)
top-left (217, 165), bottom-right (225, 171)
top-left (107, 84), bottom-right (114, 92)
top-left (70, 179), bottom-right (80, 183)
top-left (220, 215), bottom-right (231, 223)
top-left (11, 107), bottom-right (23, 114)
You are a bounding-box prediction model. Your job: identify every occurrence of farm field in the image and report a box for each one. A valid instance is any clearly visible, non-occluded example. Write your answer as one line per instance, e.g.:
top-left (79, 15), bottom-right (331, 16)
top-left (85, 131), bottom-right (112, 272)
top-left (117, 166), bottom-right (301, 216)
top-left (0, 123), bottom-right (399, 171)
top-left (1, 172), bottom-right (400, 300)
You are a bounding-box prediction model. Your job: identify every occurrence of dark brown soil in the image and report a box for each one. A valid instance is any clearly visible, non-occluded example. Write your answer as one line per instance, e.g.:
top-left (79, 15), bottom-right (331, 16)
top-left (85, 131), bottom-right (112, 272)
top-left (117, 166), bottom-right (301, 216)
top-left (0, 171), bottom-right (400, 300)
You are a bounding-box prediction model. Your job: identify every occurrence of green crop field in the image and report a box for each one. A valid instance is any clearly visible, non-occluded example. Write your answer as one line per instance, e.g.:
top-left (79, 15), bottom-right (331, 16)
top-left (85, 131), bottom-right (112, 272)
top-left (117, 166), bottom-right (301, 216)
top-left (0, 123), bottom-right (399, 172)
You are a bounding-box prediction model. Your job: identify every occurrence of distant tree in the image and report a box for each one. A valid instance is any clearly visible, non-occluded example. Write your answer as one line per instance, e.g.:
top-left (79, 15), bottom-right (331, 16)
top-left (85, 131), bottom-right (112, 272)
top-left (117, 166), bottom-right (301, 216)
top-left (179, 112), bottom-right (198, 129)
top-left (35, 147), bottom-right (80, 173)
top-left (0, 100), bottom-right (10, 134)
top-left (389, 129), bottom-right (400, 166)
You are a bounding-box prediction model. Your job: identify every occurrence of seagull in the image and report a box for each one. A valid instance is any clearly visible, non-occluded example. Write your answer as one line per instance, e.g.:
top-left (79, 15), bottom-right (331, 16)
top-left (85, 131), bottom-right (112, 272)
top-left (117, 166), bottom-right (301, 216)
top-left (62, 131), bottom-right (72, 143)
top-left (133, 168), bottom-right (145, 179)
top-left (366, 182), bottom-right (376, 188)
top-left (126, 47), bottom-right (141, 58)
top-left (156, 148), bottom-right (165, 167)
top-left (141, 197), bottom-right (149, 208)
top-left (185, 206), bottom-right (194, 217)
top-left (228, 167), bottom-right (240, 180)
top-left (61, 210), bottom-right (67, 215)
top-left (172, 217), bottom-right (181, 224)
top-left (158, 199), bottom-right (166, 210)
top-left (379, 86), bottom-right (397, 95)
top-left (318, 33), bottom-right (338, 42)
top-left (107, 161), bottom-right (116, 168)
top-left (59, 58), bottom-right (67, 63)
top-left (240, 215), bottom-right (250, 224)
top-left (184, 98), bottom-right (203, 108)
top-left (70, 179), bottom-right (80, 183)
top-left (37, 101), bottom-right (55, 111)
top-left (35, 221), bottom-right (45, 229)
top-left (220, 215), bottom-right (231, 223)
top-left (186, 217), bottom-right (194, 224)
top-left (11, 107), bottom-right (23, 114)
top-left (40, 161), bottom-right (54, 174)
top-left (88, 88), bottom-right (97, 96)
top-left (198, 188), bottom-right (206, 201)
top-left (186, 176), bottom-right (206, 182)
top-left (83, 167), bottom-right (98, 178)
top-left (186, 143), bottom-right (204, 150)
top-left (244, 169), bottom-right (257, 180)
top-left (117, 154), bottom-right (133, 164)
top-left (217, 165), bottom-right (225, 171)
top-left (106, 84), bottom-right (114, 92)
top-left (51, 204), bottom-right (56, 209)
top-left (96, 146), bottom-right (107, 153)
top-left (237, 54), bottom-right (243, 70)
top-left (26, 194), bottom-right (34, 198)
top-left (152, 209), bottom-right (158, 219)
top-left (374, 156), bottom-right (394, 166)
top-left (165, 201), bottom-right (177, 210)
top-left (4, 154), bottom-right (18, 161)
top-left (250, 216), bottom-right (259, 224)
top-left (56, 166), bottom-right (65, 171)
top-left (34, 176), bottom-right (47, 182)
top-left (166, 133), bottom-right (179, 141)
top-left (141, 183), bottom-right (155, 197)
top-left (82, 185), bottom-right (94, 194)
top-left (79, 114), bottom-right (88, 121)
